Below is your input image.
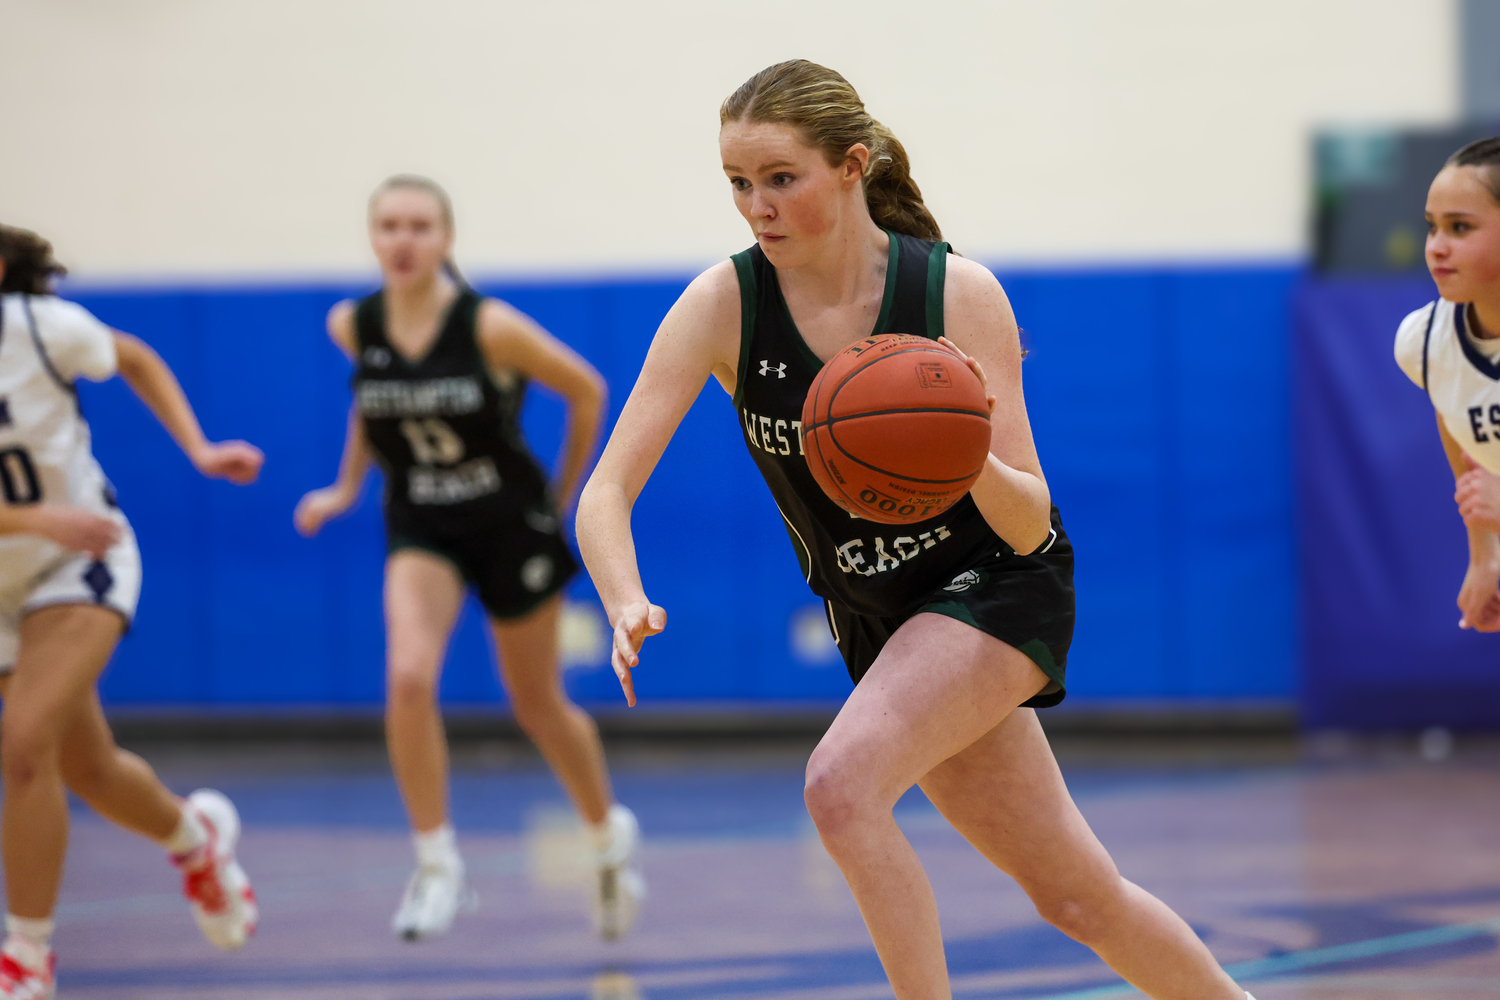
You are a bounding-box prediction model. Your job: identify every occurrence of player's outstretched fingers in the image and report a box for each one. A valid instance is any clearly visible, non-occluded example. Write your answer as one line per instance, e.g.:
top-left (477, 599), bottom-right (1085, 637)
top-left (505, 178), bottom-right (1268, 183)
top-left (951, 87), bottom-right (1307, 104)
top-left (611, 603), bottom-right (666, 708)
top-left (938, 336), bottom-right (989, 388)
top-left (937, 336), bottom-right (998, 416)
top-left (611, 645), bottom-right (637, 708)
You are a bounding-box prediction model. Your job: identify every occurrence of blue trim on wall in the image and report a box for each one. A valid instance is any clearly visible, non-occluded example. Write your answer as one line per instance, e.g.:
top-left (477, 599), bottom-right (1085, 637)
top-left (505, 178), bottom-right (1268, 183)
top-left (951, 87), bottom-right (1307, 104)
top-left (66, 264), bottom-right (1300, 709)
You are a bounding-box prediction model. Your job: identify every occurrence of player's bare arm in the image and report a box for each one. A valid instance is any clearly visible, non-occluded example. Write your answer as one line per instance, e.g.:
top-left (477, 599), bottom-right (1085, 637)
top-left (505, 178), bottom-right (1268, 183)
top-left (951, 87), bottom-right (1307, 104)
top-left (476, 299), bottom-right (607, 513)
top-left (939, 256), bottom-right (1052, 554)
top-left (576, 261), bottom-right (740, 705)
top-left (294, 301), bottom-right (370, 537)
top-left (1435, 414), bottom-right (1500, 629)
top-left (0, 503), bottom-right (120, 557)
top-left (112, 332), bottom-right (263, 485)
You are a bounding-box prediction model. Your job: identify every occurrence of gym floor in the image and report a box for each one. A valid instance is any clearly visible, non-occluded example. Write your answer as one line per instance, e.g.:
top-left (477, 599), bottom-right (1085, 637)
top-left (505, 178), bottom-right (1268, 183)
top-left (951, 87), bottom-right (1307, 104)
top-left (40, 729), bottom-right (1500, 999)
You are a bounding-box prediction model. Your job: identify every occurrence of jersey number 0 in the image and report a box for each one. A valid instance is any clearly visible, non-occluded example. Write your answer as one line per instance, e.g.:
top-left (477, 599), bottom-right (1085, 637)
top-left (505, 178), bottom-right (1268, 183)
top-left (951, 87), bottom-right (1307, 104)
top-left (0, 447), bottom-right (41, 505)
top-left (399, 418), bottom-right (465, 466)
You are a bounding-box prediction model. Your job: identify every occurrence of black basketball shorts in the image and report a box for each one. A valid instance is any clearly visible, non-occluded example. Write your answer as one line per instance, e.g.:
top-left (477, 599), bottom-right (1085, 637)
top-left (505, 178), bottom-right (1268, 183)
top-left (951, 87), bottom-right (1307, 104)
top-left (385, 501), bottom-right (579, 621)
top-left (824, 509), bottom-right (1075, 709)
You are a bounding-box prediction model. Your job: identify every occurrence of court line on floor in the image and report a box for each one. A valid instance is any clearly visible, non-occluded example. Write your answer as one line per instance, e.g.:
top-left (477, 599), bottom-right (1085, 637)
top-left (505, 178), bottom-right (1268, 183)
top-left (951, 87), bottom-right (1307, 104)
top-left (1025, 915), bottom-right (1500, 999)
top-left (1278, 974), bottom-right (1500, 991)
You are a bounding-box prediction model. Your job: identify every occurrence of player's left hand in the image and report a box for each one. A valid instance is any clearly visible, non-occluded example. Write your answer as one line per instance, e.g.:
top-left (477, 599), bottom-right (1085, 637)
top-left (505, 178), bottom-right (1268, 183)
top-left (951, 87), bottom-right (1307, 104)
top-left (938, 336), bottom-right (997, 417)
top-left (194, 440), bottom-right (265, 485)
top-left (1459, 558), bottom-right (1500, 631)
top-left (1456, 459), bottom-right (1500, 533)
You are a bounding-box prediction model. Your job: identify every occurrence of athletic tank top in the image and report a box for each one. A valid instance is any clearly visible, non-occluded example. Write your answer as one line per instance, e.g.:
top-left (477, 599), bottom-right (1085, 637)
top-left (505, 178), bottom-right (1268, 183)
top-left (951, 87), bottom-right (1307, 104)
top-left (1395, 299), bottom-right (1500, 474)
top-left (352, 288), bottom-right (550, 521)
top-left (732, 231), bottom-right (1014, 619)
top-left (0, 294), bottom-right (123, 587)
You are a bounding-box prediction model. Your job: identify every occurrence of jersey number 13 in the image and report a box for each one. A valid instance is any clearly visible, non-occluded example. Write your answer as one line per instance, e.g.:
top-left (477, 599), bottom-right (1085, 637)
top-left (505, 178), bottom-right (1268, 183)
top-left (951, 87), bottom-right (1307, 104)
top-left (399, 418), bottom-right (465, 466)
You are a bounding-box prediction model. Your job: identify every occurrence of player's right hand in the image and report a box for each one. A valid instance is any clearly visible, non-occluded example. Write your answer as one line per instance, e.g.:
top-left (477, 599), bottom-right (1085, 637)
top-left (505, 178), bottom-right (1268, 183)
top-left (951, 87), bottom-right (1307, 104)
top-left (293, 487), bottom-right (353, 538)
top-left (30, 505), bottom-right (122, 558)
top-left (611, 600), bottom-right (667, 708)
top-left (1458, 559), bottom-right (1500, 631)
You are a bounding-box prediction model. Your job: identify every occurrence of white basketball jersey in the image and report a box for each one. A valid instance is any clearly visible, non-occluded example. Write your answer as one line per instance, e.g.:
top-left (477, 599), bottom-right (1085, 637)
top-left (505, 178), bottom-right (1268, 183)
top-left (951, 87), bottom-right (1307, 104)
top-left (0, 294), bottom-right (120, 585)
top-left (1395, 298), bottom-right (1500, 474)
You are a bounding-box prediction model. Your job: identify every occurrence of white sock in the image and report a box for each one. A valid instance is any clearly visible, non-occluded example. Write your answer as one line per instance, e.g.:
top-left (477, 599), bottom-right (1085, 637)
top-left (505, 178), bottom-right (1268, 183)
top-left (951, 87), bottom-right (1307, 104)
top-left (589, 813), bottom-right (613, 855)
top-left (159, 801), bottom-right (209, 856)
top-left (3, 914), bottom-right (53, 971)
top-left (413, 823), bottom-right (458, 868)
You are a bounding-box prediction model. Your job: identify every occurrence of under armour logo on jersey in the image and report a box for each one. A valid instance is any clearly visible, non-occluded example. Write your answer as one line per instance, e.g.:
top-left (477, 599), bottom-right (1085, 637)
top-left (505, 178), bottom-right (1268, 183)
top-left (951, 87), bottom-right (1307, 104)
top-left (759, 360), bottom-right (787, 378)
top-left (943, 570), bottom-right (981, 593)
top-left (363, 346), bottom-right (392, 369)
top-left (0, 399), bottom-right (12, 428)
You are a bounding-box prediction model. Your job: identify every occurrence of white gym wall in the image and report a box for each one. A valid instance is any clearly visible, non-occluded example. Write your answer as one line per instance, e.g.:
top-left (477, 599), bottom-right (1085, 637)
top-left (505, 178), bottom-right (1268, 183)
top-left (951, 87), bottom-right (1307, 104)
top-left (0, 0), bottom-right (1457, 279)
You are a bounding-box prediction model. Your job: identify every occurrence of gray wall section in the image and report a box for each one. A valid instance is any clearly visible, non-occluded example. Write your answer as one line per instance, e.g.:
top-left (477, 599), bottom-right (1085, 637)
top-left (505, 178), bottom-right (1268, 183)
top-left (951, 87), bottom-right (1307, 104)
top-left (1464, 0), bottom-right (1500, 118)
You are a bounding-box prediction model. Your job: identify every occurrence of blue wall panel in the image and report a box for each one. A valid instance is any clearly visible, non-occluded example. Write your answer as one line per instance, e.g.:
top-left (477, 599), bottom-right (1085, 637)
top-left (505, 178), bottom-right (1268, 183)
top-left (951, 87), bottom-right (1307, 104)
top-left (1294, 278), bottom-right (1500, 728)
top-left (66, 263), bottom-right (1299, 710)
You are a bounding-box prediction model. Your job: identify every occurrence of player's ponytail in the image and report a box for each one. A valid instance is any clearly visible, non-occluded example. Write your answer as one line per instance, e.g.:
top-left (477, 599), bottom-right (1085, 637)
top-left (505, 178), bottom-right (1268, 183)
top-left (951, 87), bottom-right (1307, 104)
top-left (1449, 137), bottom-right (1500, 204)
top-left (368, 174), bottom-right (469, 287)
top-left (721, 60), bottom-right (943, 242)
top-left (0, 224), bottom-right (67, 295)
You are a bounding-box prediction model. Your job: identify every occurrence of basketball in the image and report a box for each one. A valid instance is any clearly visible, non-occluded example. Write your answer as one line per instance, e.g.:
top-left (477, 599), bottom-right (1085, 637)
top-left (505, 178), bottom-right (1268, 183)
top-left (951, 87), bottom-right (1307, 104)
top-left (801, 334), bottom-right (992, 525)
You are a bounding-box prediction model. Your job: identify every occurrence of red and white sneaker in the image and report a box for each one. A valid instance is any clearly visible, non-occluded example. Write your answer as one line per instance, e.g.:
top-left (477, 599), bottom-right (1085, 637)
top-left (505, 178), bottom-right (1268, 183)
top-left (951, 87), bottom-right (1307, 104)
top-left (172, 789), bottom-right (258, 951)
top-left (0, 949), bottom-right (55, 1000)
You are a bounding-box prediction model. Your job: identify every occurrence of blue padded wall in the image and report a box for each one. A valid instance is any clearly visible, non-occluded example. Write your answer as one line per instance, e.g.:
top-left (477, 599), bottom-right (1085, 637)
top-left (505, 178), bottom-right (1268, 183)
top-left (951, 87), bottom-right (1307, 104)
top-left (68, 263), bottom-right (1299, 710)
top-left (1295, 277), bottom-right (1500, 728)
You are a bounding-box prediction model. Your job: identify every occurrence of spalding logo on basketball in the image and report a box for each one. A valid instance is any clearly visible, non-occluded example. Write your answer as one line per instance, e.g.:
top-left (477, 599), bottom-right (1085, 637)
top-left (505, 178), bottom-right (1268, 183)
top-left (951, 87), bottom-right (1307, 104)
top-left (801, 333), bottom-right (991, 525)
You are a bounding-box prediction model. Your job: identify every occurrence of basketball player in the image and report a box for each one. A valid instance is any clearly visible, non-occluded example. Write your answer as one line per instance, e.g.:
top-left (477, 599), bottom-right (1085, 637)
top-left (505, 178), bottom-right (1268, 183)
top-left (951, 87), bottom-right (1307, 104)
top-left (0, 224), bottom-right (260, 999)
top-left (294, 176), bottom-right (642, 942)
top-left (576, 61), bottom-right (1255, 1000)
top-left (1395, 138), bottom-right (1500, 632)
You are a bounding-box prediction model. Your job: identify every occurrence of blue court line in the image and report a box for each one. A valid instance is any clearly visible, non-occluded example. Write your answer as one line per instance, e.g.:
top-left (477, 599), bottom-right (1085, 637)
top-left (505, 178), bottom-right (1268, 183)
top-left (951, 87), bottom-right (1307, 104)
top-left (1028, 915), bottom-right (1500, 999)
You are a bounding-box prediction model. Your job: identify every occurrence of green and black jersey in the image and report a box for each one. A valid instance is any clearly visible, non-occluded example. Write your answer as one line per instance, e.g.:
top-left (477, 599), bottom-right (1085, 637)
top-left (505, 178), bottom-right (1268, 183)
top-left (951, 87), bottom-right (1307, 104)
top-left (352, 288), bottom-right (551, 528)
top-left (730, 230), bottom-right (1074, 705)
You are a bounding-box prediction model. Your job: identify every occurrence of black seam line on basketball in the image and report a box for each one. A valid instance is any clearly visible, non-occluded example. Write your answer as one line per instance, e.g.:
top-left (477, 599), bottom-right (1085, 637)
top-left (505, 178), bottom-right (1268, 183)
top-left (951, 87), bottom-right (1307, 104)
top-left (823, 444), bottom-right (985, 485)
top-left (809, 406), bottom-right (991, 426)
top-left (808, 424), bottom-right (863, 517)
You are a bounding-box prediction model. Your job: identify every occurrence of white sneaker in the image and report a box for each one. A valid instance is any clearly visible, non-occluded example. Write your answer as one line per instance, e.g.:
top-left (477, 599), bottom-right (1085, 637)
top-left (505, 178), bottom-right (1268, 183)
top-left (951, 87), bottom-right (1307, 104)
top-left (172, 789), bottom-right (258, 951)
top-left (0, 942), bottom-right (54, 1000)
top-left (392, 855), bottom-right (474, 941)
top-left (592, 804), bottom-right (645, 942)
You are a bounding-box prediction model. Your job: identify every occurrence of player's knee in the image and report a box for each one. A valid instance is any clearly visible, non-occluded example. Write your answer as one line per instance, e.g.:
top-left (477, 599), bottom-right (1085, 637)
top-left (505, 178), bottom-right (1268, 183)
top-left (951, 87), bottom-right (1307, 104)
top-left (1030, 880), bottom-right (1123, 945)
top-left (386, 664), bottom-right (438, 708)
top-left (803, 758), bottom-right (868, 845)
top-left (0, 723), bottom-right (58, 789)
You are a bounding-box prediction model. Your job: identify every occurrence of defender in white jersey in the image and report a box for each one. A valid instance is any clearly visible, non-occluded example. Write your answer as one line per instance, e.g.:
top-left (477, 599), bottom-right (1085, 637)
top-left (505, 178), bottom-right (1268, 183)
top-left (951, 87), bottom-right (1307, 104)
top-left (0, 225), bottom-right (263, 999)
top-left (1396, 138), bottom-right (1500, 633)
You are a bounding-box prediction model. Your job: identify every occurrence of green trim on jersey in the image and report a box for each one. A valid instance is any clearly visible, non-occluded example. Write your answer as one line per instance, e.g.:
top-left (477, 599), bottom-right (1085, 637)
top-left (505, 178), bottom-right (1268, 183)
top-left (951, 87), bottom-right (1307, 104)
top-left (731, 250), bottom-right (759, 411)
top-left (925, 241), bottom-right (951, 341)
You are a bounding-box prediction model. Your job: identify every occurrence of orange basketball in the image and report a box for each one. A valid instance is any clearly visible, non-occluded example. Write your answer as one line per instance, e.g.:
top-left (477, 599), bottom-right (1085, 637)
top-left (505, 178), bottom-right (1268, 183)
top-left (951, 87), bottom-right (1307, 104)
top-left (801, 334), bottom-right (992, 525)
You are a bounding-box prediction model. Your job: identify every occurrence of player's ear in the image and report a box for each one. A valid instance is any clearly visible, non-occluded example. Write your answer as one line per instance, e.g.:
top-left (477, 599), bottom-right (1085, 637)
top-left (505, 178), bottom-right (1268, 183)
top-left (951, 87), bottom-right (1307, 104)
top-left (842, 144), bottom-right (870, 184)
